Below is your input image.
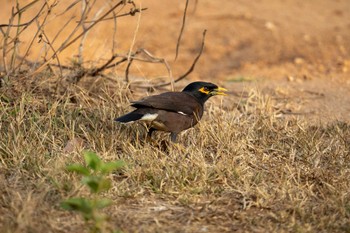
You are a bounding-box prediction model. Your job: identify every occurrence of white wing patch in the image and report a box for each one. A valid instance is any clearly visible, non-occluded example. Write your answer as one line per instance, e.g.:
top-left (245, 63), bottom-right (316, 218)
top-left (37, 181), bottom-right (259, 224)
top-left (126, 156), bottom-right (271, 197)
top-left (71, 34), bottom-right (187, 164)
top-left (140, 113), bottom-right (158, 121)
top-left (177, 111), bottom-right (187, 116)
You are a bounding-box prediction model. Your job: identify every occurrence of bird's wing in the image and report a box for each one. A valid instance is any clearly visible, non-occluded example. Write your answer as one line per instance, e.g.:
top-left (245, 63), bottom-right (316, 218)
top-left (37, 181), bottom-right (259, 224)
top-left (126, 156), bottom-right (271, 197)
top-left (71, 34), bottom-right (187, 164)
top-left (130, 92), bottom-right (201, 115)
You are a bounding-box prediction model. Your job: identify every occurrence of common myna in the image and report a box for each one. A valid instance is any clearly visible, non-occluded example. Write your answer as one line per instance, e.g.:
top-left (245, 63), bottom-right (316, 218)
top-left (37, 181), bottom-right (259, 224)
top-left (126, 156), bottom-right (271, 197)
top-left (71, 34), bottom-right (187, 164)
top-left (115, 81), bottom-right (227, 142)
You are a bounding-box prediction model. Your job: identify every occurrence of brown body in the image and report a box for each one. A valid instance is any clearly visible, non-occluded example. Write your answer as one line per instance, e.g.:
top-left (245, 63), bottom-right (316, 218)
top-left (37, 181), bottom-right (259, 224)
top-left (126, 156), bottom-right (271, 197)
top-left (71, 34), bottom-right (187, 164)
top-left (131, 92), bottom-right (203, 132)
top-left (115, 82), bottom-right (226, 142)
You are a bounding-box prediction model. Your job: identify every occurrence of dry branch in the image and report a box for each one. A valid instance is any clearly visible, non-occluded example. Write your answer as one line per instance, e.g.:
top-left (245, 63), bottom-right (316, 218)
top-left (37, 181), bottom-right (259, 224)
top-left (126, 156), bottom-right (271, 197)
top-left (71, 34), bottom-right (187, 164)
top-left (1, 0), bottom-right (200, 92)
top-left (154, 29), bottom-right (207, 88)
top-left (27, 0), bottom-right (140, 77)
top-left (174, 0), bottom-right (189, 61)
top-left (0, 0), bottom-right (41, 28)
top-left (81, 7), bottom-right (148, 23)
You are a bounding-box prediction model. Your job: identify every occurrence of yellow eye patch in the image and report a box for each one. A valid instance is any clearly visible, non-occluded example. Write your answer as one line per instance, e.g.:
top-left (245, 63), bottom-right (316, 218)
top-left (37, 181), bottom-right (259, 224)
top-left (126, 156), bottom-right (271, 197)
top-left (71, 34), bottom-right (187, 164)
top-left (199, 87), bottom-right (210, 95)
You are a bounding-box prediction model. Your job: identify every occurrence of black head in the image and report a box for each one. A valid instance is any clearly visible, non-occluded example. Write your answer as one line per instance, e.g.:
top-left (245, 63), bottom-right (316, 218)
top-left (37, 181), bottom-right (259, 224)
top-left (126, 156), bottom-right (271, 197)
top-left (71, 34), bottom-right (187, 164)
top-left (182, 81), bottom-right (227, 104)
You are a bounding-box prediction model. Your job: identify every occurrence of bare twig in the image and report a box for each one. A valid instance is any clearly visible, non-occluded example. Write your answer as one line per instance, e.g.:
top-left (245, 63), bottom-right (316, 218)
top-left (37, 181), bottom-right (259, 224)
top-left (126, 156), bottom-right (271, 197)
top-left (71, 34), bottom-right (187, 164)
top-left (2, 7), bottom-right (15, 74)
top-left (48, 46), bottom-right (173, 86)
top-left (0, 0), bottom-right (40, 28)
top-left (39, 29), bottom-right (63, 77)
top-left (138, 49), bottom-right (173, 90)
top-left (77, 0), bottom-right (102, 65)
top-left (123, 48), bottom-right (173, 87)
top-left (124, 2), bottom-right (143, 83)
top-left (28, 0), bottom-right (127, 77)
top-left (17, 56), bottom-right (73, 70)
top-left (16, 2), bottom-right (52, 71)
top-left (78, 0), bottom-right (89, 65)
top-left (91, 49), bottom-right (142, 76)
top-left (51, 16), bottom-right (75, 45)
top-left (125, 57), bottom-right (134, 83)
top-left (92, 55), bottom-right (127, 75)
top-left (154, 29), bottom-right (207, 88)
top-left (47, 26), bottom-right (204, 88)
top-left (55, 0), bottom-right (80, 17)
top-left (127, 2), bottom-right (143, 62)
top-left (10, 0), bottom-right (22, 74)
top-left (174, 0), bottom-right (189, 61)
top-left (1, 0), bottom-right (202, 92)
top-left (2, 0), bottom-right (147, 79)
top-left (1, 2), bottom-right (47, 49)
top-left (1, 1), bottom-right (61, 74)
top-left (91, 55), bottom-right (121, 75)
top-left (111, 7), bottom-right (118, 56)
top-left (81, 7), bottom-right (148, 23)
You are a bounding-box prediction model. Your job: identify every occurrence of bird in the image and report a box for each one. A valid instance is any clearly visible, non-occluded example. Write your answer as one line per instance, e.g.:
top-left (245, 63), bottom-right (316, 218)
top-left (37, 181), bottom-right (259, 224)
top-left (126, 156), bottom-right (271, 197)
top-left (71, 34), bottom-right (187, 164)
top-left (115, 81), bottom-right (227, 142)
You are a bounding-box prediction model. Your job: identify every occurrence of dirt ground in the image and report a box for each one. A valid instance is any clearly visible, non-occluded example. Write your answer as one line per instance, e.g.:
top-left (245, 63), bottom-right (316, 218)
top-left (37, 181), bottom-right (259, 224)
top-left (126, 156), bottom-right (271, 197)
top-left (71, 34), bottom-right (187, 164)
top-left (2, 0), bottom-right (350, 123)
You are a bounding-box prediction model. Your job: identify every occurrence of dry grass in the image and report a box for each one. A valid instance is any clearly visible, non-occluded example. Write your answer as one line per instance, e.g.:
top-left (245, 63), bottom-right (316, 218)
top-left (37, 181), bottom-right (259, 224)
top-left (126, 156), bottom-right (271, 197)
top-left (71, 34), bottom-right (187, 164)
top-left (0, 77), bottom-right (349, 233)
top-left (1, 0), bottom-right (350, 232)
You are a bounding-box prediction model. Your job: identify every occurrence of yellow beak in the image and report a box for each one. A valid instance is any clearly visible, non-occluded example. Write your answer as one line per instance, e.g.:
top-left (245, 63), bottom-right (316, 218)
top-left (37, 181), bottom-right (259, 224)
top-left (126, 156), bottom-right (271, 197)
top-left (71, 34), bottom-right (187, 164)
top-left (211, 87), bottom-right (228, 96)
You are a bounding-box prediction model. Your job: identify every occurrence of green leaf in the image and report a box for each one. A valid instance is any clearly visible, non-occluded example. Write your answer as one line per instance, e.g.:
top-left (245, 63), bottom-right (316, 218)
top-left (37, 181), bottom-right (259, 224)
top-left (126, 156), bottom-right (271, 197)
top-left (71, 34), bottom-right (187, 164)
top-left (66, 164), bottom-right (90, 176)
top-left (98, 178), bottom-right (112, 193)
top-left (82, 176), bottom-right (100, 193)
top-left (61, 198), bottom-right (96, 221)
top-left (100, 160), bottom-right (125, 174)
top-left (60, 197), bottom-right (93, 215)
top-left (94, 198), bottom-right (112, 209)
top-left (84, 151), bottom-right (101, 171)
top-left (82, 176), bottom-right (111, 193)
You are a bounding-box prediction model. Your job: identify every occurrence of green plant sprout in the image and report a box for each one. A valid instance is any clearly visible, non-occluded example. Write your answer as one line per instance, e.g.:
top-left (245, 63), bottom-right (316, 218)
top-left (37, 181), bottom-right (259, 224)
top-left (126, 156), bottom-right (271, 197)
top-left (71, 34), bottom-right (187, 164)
top-left (61, 151), bottom-right (125, 233)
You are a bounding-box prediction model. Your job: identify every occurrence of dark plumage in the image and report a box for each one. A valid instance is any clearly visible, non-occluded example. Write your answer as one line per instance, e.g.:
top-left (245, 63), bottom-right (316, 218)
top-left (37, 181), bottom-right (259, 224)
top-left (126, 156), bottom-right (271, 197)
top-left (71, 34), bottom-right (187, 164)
top-left (115, 81), bottom-right (227, 142)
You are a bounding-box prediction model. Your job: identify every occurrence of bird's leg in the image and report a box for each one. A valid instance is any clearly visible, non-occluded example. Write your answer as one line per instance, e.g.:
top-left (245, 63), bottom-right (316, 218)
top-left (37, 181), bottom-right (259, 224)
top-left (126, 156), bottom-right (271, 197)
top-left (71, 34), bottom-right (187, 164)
top-left (147, 127), bottom-right (156, 141)
top-left (170, 132), bottom-right (178, 143)
top-left (167, 132), bottom-right (186, 151)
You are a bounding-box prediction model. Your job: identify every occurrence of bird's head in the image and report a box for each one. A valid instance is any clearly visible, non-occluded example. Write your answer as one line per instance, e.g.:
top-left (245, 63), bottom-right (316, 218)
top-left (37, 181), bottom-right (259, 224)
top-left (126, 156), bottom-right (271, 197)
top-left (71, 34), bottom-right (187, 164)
top-left (182, 81), bottom-right (227, 104)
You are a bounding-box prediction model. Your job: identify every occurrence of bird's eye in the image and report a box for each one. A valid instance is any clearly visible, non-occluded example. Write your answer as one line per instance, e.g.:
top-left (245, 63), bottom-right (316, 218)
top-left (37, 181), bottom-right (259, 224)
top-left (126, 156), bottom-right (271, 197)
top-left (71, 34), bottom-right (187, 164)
top-left (199, 86), bottom-right (211, 94)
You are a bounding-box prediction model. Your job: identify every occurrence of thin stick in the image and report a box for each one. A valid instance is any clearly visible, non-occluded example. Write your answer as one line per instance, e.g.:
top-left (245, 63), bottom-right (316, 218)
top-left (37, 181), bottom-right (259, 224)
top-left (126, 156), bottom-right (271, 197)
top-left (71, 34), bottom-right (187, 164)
top-left (92, 48), bottom-right (141, 76)
top-left (2, 7), bottom-right (15, 74)
top-left (125, 57), bottom-right (134, 83)
top-left (127, 2), bottom-right (142, 62)
top-left (124, 2), bottom-right (142, 83)
top-left (82, 7), bottom-right (148, 23)
top-left (111, 7), bottom-right (118, 56)
top-left (28, 0), bottom-right (126, 77)
top-left (0, 0), bottom-right (40, 28)
top-left (138, 48), bottom-right (173, 90)
top-left (17, 2), bottom-right (52, 71)
top-left (40, 29), bottom-right (63, 77)
top-left (51, 16), bottom-right (75, 45)
top-left (78, 0), bottom-right (89, 65)
top-left (154, 29), bottom-right (207, 88)
top-left (10, 0), bottom-right (21, 73)
top-left (78, 0), bottom-right (102, 65)
top-left (174, 0), bottom-right (189, 61)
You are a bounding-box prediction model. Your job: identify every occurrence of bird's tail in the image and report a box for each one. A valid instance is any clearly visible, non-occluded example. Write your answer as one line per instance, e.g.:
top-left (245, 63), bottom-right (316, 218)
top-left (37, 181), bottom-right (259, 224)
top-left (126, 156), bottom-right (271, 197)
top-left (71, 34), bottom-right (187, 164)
top-left (115, 111), bottom-right (144, 123)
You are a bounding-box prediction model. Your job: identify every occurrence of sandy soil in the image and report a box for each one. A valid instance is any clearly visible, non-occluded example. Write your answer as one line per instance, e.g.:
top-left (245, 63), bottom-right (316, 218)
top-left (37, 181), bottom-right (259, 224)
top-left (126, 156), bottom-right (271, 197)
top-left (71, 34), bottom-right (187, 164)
top-left (1, 0), bottom-right (350, 122)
